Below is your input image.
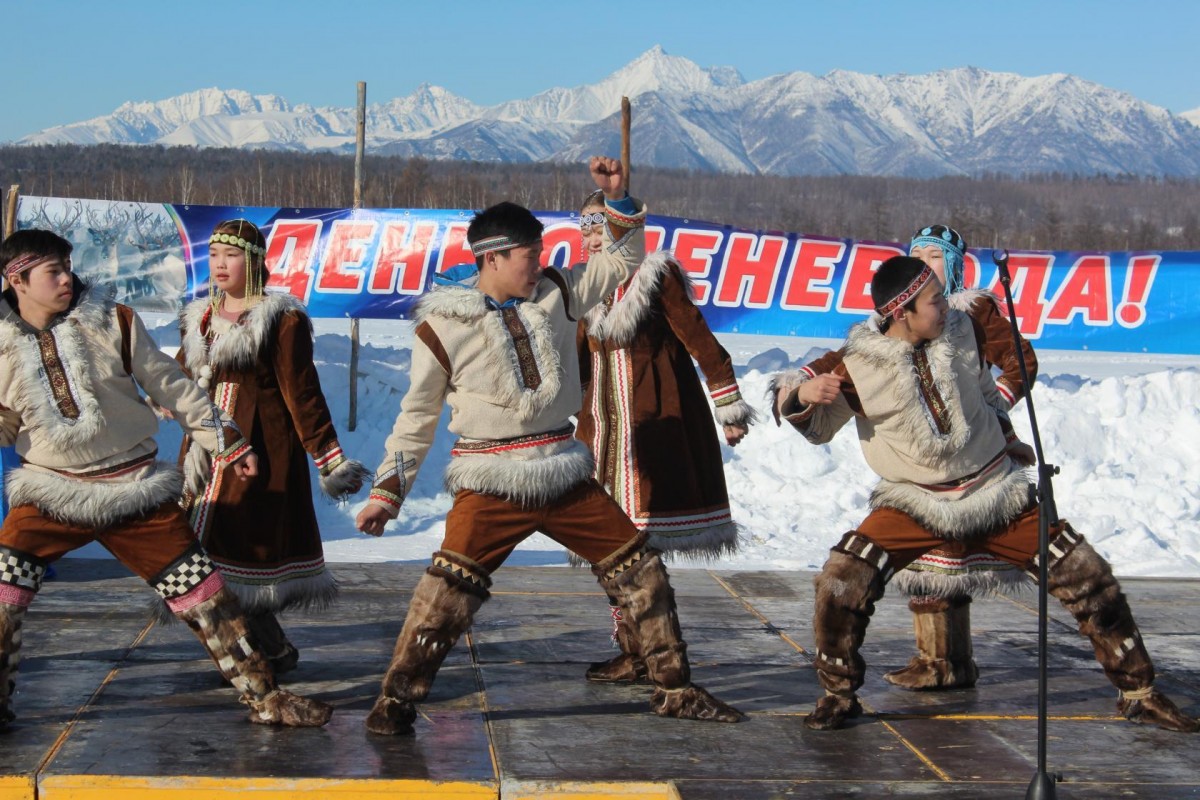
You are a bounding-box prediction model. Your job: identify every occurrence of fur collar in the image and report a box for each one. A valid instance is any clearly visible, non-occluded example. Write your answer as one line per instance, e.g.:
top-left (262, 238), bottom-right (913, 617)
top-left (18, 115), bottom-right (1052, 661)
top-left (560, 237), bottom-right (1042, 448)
top-left (582, 251), bottom-right (691, 345)
top-left (0, 282), bottom-right (115, 450)
top-left (415, 283), bottom-right (563, 421)
top-left (180, 293), bottom-right (306, 374)
top-left (948, 288), bottom-right (995, 313)
top-left (845, 311), bottom-right (972, 456)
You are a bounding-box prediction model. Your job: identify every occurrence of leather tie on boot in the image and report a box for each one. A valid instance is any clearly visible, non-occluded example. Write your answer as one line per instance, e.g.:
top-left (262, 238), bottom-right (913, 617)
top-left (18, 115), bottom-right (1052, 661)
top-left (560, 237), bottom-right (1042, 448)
top-left (804, 693), bottom-right (863, 731)
top-left (246, 689), bottom-right (333, 727)
top-left (1118, 687), bottom-right (1200, 733)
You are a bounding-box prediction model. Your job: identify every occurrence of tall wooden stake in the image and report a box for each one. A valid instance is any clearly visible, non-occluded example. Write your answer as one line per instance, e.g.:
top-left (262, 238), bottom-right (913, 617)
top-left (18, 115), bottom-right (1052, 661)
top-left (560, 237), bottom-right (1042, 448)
top-left (348, 82), bottom-right (366, 431)
top-left (3, 185), bottom-right (18, 290)
top-left (620, 97), bottom-right (631, 192)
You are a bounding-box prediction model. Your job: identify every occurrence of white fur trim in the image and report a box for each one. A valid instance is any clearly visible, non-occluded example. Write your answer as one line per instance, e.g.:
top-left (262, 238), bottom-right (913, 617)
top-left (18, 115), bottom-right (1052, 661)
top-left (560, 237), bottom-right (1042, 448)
top-left (890, 565), bottom-right (1031, 599)
top-left (154, 568), bottom-right (338, 624)
top-left (766, 369), bottom-right (813, 424)
top-left (869, 460), bottom-right (1034, 541)
top-left (318, 458), bottom-right (370, 500)
top-left (846, 312), bottom-right (972, 457)
top-left (713, 398), bottom-right (759, 427)
top-left (0, 284), bottom-right (114, 451)
top-left (180, 294), bottom-right (306, 374)
top-left (412, 284), bottom-right (488, 325)
top-left (947, 288), bottom-right (995, 314)
top-left (444, 438), bottom-right (594, 507)
top-left (582, 251), bottom-right (691, 345)
top-left (7, 463), bottom-right (182, 529)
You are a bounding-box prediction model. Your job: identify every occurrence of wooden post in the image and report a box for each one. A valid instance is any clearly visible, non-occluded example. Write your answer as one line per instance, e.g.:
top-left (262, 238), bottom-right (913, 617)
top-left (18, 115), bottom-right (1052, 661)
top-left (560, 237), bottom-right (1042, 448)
top-left (3, 185), bottom-right (17, 239)
top-left (3, 185), bottom-right (17, 290)
top-left (620, 97), bottom-right (631, 192)
top-left (348, 82), bottom-right (366, 431)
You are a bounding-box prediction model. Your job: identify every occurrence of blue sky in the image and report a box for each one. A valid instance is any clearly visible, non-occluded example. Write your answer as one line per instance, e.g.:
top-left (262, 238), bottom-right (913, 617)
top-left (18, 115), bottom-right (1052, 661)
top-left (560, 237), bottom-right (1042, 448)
top-left (3, 0), bottom-right (1197, 143)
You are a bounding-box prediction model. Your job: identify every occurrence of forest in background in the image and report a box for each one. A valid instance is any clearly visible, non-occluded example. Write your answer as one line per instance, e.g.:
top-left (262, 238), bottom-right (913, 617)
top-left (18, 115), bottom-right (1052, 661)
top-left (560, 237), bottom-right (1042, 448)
top-left (3, 144), bottom-right (1199, 250)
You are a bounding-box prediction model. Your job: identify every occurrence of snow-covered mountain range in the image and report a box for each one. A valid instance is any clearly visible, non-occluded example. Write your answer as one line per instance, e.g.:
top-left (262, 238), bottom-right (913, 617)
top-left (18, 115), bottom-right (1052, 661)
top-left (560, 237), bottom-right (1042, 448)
top-left (18, 46), bottom-right (1200, 178)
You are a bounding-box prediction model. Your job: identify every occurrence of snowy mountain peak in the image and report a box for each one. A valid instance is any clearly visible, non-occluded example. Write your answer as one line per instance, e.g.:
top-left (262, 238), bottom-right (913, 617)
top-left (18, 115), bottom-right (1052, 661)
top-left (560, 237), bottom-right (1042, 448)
top-left (15, 51), bottom-right (1200, 177)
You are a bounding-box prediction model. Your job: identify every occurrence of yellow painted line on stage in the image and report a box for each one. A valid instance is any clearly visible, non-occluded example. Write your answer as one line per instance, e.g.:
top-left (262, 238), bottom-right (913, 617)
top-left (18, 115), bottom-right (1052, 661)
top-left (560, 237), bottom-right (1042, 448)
top-left (875, 719), bottom-right (953, 782)
top-left (0, 774), bottom-right (34, 800)
top-left (708, 573), bottom-right (810, 655)
top-left (37, 775), bottom-right (495, 799)
top-left (503, 780), bottom-right (680, 799)
top-left (464, 629), bottom-right (503, 787)
top-left (882, 712), bottom-right (1120, 721)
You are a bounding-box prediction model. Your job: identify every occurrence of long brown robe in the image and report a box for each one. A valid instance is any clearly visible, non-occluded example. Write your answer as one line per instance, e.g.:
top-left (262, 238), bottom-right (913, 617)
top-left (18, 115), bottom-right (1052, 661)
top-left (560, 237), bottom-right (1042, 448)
top-left (177, 294), bottom-right (362, 612)
top-left (575, 252), bottom-right (755, 558)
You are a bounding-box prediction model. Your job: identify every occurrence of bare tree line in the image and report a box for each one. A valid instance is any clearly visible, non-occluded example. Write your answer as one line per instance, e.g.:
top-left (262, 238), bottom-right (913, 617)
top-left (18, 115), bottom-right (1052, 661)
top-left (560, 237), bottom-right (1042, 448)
top-left (3, 144), bottom-right (1199, 250)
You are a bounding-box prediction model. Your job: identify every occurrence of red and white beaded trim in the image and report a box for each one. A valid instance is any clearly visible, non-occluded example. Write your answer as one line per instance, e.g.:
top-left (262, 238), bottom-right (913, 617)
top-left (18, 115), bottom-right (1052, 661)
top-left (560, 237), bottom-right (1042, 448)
top-left (877, 264), bottom-right (934, 316)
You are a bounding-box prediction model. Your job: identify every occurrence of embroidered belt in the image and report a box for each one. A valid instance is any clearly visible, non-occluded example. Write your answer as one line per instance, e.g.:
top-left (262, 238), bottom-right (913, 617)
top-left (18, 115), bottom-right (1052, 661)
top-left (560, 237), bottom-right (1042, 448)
top-left (916, 450), bottom-right (1008, 492)
top-left (45, 451), bottom-right (157, 481)
top-left (449, 425), bottom-right (574, 456)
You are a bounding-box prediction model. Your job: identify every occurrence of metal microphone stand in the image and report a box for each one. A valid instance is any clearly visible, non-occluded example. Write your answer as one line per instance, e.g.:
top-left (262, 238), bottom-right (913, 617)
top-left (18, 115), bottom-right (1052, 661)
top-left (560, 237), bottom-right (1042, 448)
top-left (991, 250), bottom-right (1060, 799)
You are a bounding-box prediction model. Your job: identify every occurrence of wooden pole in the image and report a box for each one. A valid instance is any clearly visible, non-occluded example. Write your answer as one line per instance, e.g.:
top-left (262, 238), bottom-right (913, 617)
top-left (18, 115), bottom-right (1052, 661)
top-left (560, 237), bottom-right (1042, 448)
top-left (620, 97), bottom-right (631, 192)
top-left (3, 185), bottom-right (17, 239)
top-left (3, 185), bottom-right (18, 290)
top-left (348, 82), bottom-right (366, 432)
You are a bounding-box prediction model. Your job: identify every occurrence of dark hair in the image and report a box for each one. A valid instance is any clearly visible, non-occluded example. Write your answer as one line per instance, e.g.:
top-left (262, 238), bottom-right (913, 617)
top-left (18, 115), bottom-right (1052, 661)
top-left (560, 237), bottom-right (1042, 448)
top-left (870, 255), bottom-right (929, 312)
top-left (580, 189), bottom-right (604, 214)
top-left (1, 229), bottom-right (73, 282)
top-left (467, 202), bottom-right (544, 267)
top-left (210, 219), bottom-right (268, 283)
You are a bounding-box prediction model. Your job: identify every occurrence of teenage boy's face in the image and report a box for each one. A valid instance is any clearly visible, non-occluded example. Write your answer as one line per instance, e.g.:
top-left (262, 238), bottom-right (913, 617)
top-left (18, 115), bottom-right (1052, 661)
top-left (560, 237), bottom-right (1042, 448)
top-left (909, 244), bottom-right (947, 284)
top-left (490, 241), bottom-right (544, 301)
top-left (14, 257), bottom-right (74, 316)
top-left (209, 242), bottom-right (248, 298)
top-left (902, 279), bottom-right (949, 342)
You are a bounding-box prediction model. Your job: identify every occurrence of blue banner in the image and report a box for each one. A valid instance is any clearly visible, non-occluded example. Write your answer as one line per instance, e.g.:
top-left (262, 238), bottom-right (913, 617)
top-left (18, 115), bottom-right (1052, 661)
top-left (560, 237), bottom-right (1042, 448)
top-left (16, 196), bottom-right (1199, 354)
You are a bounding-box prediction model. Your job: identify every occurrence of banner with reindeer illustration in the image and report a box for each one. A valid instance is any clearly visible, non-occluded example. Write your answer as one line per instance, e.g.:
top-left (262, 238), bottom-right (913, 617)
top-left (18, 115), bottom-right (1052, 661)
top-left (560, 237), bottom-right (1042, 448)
top-left (16, 195), bottom-right (1198, 354)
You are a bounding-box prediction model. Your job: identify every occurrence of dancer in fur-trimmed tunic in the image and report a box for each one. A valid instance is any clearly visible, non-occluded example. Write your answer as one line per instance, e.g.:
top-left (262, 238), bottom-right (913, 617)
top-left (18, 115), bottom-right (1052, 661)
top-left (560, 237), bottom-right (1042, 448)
top-left (0, 229), bottom-right (331, 729)
top-left (177, 220), bottom-right (367, 673)
top-left (771, 255), bottom-right (1196, 733)
top-left (354, 157), bottom-right (741, 736)
top-left (573, 193), bottom-right (756, 683)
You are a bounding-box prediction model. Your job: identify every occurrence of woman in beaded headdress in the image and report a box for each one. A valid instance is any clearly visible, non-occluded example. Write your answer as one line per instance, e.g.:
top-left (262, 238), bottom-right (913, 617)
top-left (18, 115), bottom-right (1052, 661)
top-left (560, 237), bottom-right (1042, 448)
top-left (174, 219), bottom-right (369, 673)
top-left (573, 190), bottom-right (758, 684)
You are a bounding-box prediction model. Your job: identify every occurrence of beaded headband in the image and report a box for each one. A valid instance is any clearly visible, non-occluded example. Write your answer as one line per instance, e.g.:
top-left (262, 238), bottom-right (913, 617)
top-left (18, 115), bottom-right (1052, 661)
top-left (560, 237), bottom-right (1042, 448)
top-left (4, 253), bottom-right (58, 278)
top-left (876, 264), bottom-right (935, 317)
top-left (578, 211), bottom-right (606, 229)
top-left (209, 231), bottom-right (267, 256)
top-left (470, 234), bottom-right (528, 258)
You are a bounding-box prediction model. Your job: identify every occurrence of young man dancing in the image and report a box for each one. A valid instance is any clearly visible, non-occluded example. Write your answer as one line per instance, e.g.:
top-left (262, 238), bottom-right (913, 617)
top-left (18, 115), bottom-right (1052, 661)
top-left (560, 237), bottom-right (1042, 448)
top-left (0, 229), bottom-right (331, 728)
top-left (356, 157), bottom-right (741, 735)
top-left (771, 255), bottom-right (1197, 733)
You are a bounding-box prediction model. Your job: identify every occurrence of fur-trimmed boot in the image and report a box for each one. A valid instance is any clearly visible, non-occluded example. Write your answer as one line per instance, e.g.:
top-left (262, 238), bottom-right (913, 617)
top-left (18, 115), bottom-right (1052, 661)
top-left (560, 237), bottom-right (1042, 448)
top-left (366, 552), bottom-right (490, 736)
top-left (595, 538), bottom-right (742, 723)
top-left (585, 600), bottom-right (648, 684)
top-left (1042, 525), bottom-right (1198, 733)
top-left (883, 596), bottom-right (979, 690)
top-left (0, 603), bottom-right (27, 728)
top-left (176, 588), bottom-right (332, 727)
top-left (806, 532), bottom-right (892, 731)
top-left (246, 610), bottom-right (300, 675)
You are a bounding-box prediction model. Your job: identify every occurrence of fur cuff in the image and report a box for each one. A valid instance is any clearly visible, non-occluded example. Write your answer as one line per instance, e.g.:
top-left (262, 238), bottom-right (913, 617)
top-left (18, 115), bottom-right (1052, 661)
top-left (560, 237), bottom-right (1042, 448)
top-left (319, 458), bottom-right (371, 500)
top-left (444, 438), bottom-right (594, 507)
top-left (869, 462), bottom-right (1034, 541)
top-left (890, 564), bottom-right (1031, 599)
top-left (7, 464), bottom-right (182, 529)
top-left (766, 369), bottom-right (812, 426)
top-left (713, 398), bottom-right (759, 427)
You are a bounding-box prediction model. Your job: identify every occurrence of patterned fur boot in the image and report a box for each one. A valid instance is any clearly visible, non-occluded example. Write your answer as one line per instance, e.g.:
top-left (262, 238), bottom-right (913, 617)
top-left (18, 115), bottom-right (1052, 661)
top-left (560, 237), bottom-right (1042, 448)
top-left (595, 538), bottom-right (742, 723)
top-left (585, 602), bottom-right (648, 684)
top-left (246, 610), bottom-right (300, 675)
top-left (176, 588), bottom-right (331, 727)
top-left (805, 533), bottom-right (891, 731)
top-left (366, 553), bottom-right (489, 736)
top-left (1043, 525), bottom-right (1198, 733)
top-left (0, 604), bottom-right (26, 727)
top-left (883, 596), bottom-right (979, 690)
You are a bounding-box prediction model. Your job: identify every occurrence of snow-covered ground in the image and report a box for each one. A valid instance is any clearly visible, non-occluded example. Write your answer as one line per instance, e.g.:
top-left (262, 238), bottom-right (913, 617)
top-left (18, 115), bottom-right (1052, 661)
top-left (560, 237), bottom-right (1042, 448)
top-left (127, 316), bottom-right (1200, 578)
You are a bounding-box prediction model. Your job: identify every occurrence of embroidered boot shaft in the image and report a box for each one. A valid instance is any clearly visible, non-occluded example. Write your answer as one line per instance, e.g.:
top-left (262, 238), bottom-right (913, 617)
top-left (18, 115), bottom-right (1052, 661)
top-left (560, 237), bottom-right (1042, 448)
top-left (175, 588), bottom-right (331, 727)
top-left (594, 539), bottom-right (742, 723)
top-left (883, 596), bottom-right (978, 691)
top-left (366, 555), bottom-right (490, 736)
top-left (0, 604), bottom-right (27, 727)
